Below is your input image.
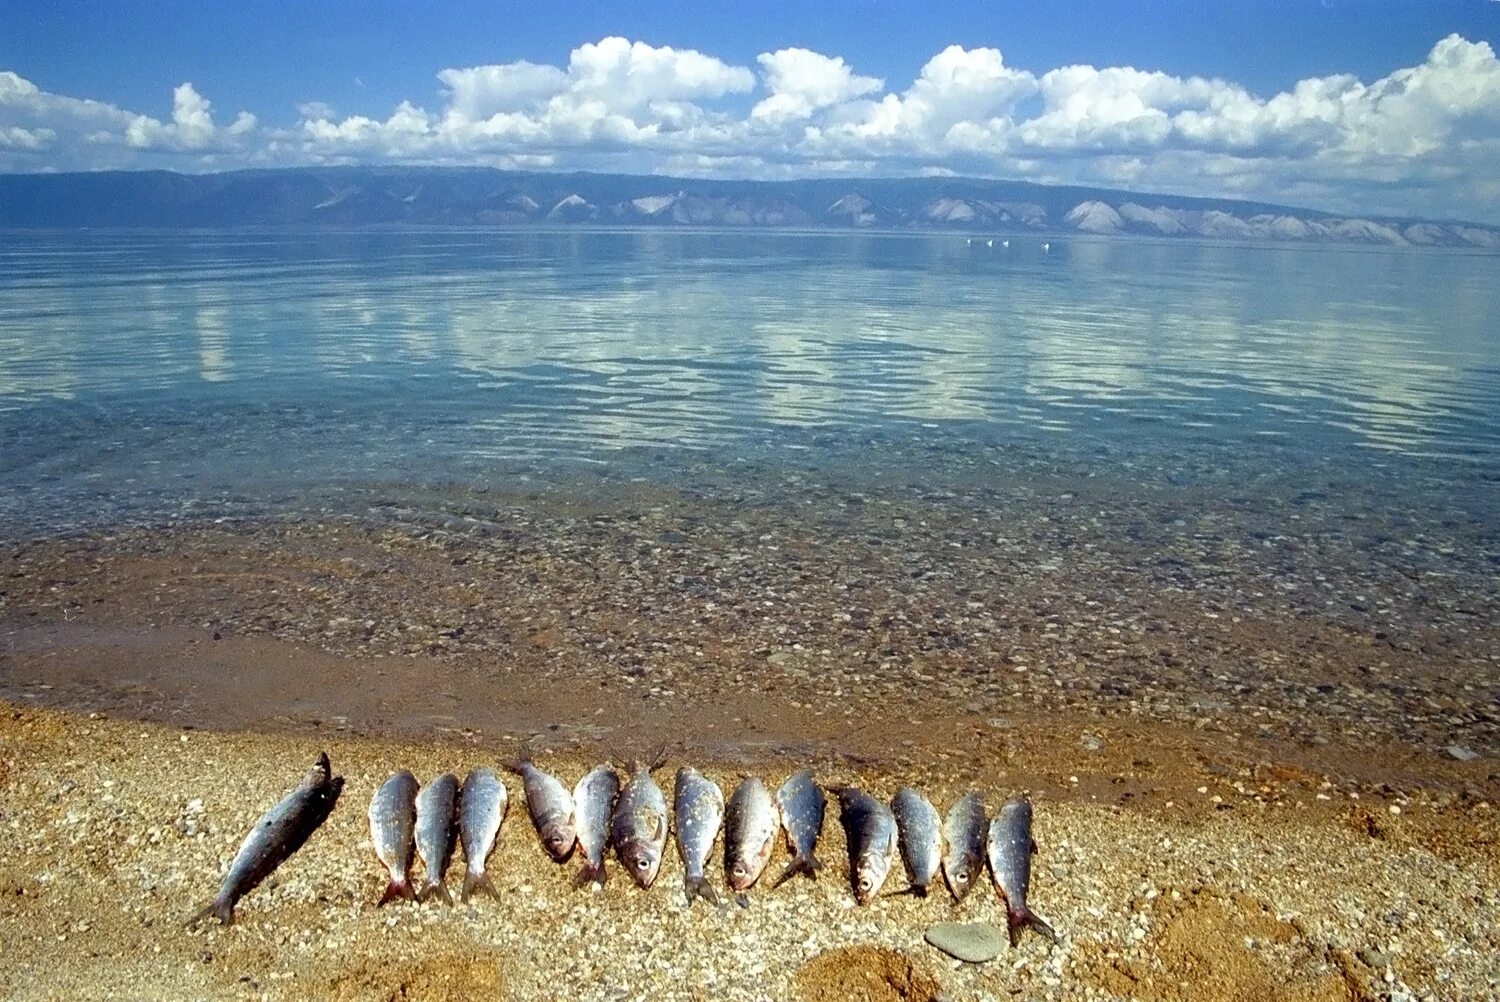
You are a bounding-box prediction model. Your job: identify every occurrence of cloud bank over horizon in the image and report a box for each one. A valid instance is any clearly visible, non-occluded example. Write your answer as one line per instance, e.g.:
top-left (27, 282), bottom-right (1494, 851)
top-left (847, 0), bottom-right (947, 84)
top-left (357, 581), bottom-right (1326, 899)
top-left (3, 34), bottom-right (1499, 222)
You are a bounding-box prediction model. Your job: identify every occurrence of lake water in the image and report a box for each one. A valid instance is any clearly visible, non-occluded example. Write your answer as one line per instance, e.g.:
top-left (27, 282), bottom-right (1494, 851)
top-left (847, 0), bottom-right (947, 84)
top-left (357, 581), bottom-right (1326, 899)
top-left (0, 229), bottom-right (1497, 534)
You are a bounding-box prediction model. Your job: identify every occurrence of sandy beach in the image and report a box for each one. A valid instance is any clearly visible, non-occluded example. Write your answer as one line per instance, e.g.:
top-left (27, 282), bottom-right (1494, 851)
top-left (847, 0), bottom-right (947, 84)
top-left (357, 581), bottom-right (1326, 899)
top-left (1, 475), bottom-right (1496, 1000)
top-left (0, 696), bottom-right (1495, 1002)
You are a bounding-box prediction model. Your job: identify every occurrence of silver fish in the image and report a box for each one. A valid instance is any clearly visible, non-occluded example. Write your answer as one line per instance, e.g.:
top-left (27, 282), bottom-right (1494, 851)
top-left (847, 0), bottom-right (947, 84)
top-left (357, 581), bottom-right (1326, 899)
top-left (830, 785), bottom-right (897, 904)
top-left (891, 787), bottom-right (941, 896)
top-left (673, 766), bottom-right (725, 905)
top-left (987, 797), bottom-right (1058, 946)
top-left (941, 791), bottom-right (986, 902)
top-left (506, 747), bottom-right (577, 863)
top-left (458, 767), bottom-right (508, 901)
top-left (771, 768), bottom-right (825, 887)
top-left (415, 772), bottom-right (459, 904)
top-left (572, 764), bottom-right (620, 887)
top-left (368, 769), bottom-right (419, 906)
top-left (724, 776), bottom-right (778, 894)
top-left (611, 754), bottom-right (669, 889)
top-left (186, 752), bottom-right (343, 926)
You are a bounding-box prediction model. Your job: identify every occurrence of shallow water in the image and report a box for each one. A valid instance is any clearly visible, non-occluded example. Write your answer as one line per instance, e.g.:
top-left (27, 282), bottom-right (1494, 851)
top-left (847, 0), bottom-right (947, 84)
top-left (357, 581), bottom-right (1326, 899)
top-left (0, 228), bottom-right (1497, 533)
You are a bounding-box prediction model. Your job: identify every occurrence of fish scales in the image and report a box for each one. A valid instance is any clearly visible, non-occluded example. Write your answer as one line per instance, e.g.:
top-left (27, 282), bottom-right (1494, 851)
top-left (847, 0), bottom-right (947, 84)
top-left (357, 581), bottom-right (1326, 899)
top-left (458, 767), bottom-right (508, 902)
top-left (891, 787), bottom-right (941, 896)
top-left (987, 797), bottom-right (1058, 946)
top-left (830, 785), bottom-right (897, 904)
top-left (771, 769), bottom-right (825, 888)
top-left (415, 772), bottom-right (460, 904)
top-left (507, 749), bottom-right (578, 864)
top-left (187, 752), bottom-right (344, 926)
top-left (724, 777), bottom-right (778, 894)
top-left (612, 756), bottom-right (668, 889)
top-left (572, 764), bottom-right (620, 886)
top-left (673, 766), bottom-right (725, 905)
top-left (941, 790), bottom-right (987, 902)
top-left (368, 770), bottom-right (419, 906)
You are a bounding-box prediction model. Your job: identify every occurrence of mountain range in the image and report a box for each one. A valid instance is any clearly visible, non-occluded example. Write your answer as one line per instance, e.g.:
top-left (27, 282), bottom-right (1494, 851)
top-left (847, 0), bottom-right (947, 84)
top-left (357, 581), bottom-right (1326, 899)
top-left (0, 167), bottom-right (1495, 249)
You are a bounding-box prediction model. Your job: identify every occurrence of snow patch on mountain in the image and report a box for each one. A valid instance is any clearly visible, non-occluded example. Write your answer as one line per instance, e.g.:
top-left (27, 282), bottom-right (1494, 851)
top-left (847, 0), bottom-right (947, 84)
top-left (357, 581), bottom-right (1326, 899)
top-left (1065, 200), bottom-right (1125, 234)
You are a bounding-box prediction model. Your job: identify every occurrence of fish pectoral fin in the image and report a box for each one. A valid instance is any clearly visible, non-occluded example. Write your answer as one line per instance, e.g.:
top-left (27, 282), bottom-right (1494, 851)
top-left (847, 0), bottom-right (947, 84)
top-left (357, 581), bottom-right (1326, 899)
top-left (650, 813), bottom-right (666, 842)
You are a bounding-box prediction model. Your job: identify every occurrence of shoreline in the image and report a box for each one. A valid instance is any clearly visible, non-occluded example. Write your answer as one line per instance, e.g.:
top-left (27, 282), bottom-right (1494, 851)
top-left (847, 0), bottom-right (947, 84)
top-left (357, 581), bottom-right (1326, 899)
top-left (0, 496), bottom-right (1495, 999)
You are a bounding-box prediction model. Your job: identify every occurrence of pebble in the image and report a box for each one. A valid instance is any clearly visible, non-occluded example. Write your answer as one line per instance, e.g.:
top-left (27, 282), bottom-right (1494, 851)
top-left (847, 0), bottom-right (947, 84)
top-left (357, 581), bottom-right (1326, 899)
top-left (1443, 745), bottom-right (1478, 762)
top-left (924, 921), bottom-right (1007, 963)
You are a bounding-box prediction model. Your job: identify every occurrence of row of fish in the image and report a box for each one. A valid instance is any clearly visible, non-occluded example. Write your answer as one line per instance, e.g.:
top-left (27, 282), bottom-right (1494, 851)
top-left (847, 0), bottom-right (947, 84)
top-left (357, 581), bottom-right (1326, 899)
top-left (187, 750), bottom-right (1055, 947)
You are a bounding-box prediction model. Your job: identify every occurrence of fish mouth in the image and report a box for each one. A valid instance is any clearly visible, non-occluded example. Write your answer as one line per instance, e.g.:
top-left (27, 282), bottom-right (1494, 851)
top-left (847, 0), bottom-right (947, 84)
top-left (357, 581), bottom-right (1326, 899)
top-left (626, 855), bottom-right (660, 888)
top-left (727, 863), bottom-right (759, 891)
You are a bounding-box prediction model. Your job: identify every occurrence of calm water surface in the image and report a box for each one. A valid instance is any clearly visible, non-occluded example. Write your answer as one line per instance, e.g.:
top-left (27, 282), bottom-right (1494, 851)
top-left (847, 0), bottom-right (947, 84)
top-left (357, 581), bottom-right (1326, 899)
top-left (0, 229), bottom-right (1496, 532)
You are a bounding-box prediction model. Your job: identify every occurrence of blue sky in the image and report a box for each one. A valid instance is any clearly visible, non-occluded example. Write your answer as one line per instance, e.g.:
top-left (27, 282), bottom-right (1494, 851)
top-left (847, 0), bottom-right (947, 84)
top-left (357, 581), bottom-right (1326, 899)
top-left (3, 1), bottom-right (1499, 221)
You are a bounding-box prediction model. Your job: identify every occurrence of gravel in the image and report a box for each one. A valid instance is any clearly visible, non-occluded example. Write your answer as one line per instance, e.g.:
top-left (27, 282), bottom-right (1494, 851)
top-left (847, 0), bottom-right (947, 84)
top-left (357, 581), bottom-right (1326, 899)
top-left (0, 702), bottom-right (1496, 1002)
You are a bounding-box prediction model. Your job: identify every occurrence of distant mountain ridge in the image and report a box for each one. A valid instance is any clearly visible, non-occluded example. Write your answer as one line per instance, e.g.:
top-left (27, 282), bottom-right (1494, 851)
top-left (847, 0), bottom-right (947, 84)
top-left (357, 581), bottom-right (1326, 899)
top-left (0, 167), bottom-right (1495, 249)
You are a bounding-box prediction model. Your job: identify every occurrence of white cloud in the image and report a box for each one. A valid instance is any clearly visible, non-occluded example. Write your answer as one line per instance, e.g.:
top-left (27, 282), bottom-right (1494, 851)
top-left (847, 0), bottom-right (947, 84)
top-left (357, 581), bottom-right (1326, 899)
top-left (437, 62), bottom-right (567, 119)
top-left (1, 72), bottom-right (257, 165)
top-left (752, 48), bottom-right (882, 121)
top-left (297, 100), bottom-right (335, 121)
top-left (126, 83), bottom-right (218, 149)
top-left (3, 34), bottom-right (1500, 221)
top-left (566, 36), bottom-right (754, 108)
top-left (1, 125), bottom-right (53, 150)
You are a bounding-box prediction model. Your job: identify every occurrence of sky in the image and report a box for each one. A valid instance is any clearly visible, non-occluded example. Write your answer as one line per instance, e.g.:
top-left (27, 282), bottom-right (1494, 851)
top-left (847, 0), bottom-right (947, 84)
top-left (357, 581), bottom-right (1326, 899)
top-left (2, 1), bottom-right (1500, 221)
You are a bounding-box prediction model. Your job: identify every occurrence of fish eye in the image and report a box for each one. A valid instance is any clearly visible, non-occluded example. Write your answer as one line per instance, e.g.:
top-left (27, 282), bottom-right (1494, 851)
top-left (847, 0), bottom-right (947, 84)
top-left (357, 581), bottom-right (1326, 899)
top-left (858, 878), bottom-right (871, 892)
top-left (956, 873), bottom-right (968, 884)
top-left (636, 858), bottom-right (650, 870)
top-left (733, 864), bottom-right (745, 876)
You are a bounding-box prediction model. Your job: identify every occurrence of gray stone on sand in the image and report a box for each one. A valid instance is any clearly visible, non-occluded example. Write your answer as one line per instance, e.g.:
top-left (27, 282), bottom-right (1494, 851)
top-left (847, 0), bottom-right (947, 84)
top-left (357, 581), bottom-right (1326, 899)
top-left (1444, 745), bottom-right (1479, 762)
top-left (924, 921), bottom-right (1006, 963)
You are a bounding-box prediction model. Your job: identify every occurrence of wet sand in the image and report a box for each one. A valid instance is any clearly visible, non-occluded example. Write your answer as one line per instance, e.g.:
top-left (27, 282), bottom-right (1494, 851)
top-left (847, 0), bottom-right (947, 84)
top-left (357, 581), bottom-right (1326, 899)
top-left (0, 472), bottom-right (1496, 999)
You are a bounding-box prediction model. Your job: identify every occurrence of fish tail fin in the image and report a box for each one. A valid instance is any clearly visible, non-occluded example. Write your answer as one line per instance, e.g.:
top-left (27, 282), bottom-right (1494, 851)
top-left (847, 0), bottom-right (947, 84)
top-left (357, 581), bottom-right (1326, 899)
top-left (184, 898), bottom-right (233, 928)
top-left (461, 871), bottom-right (499, 902)
top-left (502, 743), bottom-right (534, 776)
top-left (377, 877), bottom-right (415, 906)
top-left (1008, 904), bottom-right (1058, 946)
top-left (683, 875), bottom-right (721, 907)
top-left (769, 853), bottom-right (820, 889)
top-left (572, 861), bottom-right (606, 888)
top-left (416, 881), bottom-right (453, 905)
top-left (647, 740), bottom-right (673, 772)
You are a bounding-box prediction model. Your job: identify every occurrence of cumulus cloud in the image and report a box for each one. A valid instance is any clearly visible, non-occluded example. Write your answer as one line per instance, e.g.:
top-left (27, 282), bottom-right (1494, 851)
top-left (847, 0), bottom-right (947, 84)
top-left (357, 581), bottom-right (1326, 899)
top-left (752, 48), bottom-right (883, 121)
top-left (4, 34), bottom-right (1500, 220)
top-left (0, 72), bottom-right (257, 166)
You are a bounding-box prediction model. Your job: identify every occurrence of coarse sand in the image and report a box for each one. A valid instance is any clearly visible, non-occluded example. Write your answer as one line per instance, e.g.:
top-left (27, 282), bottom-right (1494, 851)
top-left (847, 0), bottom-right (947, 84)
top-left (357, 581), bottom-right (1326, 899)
top-left (0, 699), bottom-right (1495, 1002)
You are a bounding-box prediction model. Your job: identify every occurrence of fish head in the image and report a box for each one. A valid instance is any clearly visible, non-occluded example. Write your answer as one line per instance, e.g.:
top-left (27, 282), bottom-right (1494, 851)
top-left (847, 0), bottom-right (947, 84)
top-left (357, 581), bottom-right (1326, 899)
top-left (621, 839), bottom-right (663, 888)
top-left (943, 859), bottom-right (975, 900)
top-left (726, 852), bottom-right (758, 891)
top-left (540, 818), bottom-right (578, 863)
top-left (727, 830), bottom-right (774, 891)
top-left (853, 851), bottom-right (892, 904)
